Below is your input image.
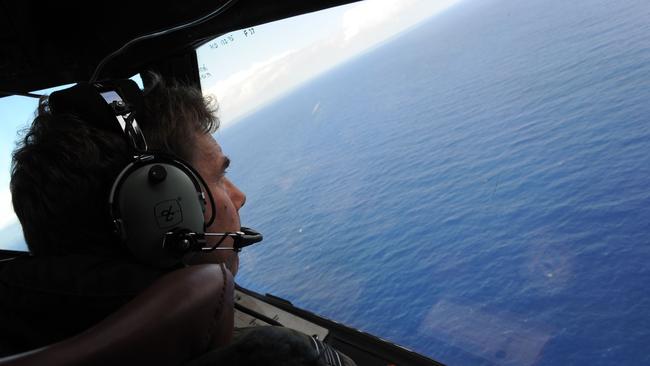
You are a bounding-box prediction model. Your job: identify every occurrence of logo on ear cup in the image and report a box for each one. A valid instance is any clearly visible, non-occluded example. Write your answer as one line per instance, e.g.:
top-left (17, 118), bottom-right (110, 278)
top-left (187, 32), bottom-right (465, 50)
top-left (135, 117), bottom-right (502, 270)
top-left (154, 199), bottom-right (183, 228)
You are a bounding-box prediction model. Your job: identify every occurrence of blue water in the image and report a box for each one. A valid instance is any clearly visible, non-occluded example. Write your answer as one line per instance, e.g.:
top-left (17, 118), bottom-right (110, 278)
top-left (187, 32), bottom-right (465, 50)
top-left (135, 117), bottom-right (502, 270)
top-left (220, 0), bottom-right (650, 364)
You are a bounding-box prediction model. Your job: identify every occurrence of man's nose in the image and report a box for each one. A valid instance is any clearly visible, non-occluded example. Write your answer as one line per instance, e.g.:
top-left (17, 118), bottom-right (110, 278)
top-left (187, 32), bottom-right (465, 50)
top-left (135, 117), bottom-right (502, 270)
top-left (225, 178), bottom-right (246, 210)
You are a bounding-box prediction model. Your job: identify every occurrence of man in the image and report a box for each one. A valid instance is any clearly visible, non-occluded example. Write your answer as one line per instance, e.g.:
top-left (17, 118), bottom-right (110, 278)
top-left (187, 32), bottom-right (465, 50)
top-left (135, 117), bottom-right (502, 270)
top-left (0, 74), bottom-right (354, 365)
top-left (0, 74), bottom-right (242, 354)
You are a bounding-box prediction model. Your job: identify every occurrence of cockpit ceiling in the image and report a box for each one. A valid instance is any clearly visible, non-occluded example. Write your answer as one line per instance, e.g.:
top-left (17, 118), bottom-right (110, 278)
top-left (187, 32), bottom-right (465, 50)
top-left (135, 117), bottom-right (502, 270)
top-left (0, 0), bottom-right (359, 93)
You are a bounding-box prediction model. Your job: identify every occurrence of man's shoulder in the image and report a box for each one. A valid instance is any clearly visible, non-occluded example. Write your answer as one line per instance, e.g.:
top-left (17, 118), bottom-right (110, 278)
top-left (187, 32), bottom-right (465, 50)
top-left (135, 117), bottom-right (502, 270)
top-left (0, 253), bottom-right (166, 299)
top-left (0, 253), bottom-right (169, 356)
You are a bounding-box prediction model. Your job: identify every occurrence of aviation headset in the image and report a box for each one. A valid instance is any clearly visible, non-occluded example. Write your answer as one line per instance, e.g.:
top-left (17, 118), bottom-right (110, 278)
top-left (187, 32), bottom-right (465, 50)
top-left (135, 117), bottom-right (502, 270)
top-left (48, 79), bottom-right (261, 268)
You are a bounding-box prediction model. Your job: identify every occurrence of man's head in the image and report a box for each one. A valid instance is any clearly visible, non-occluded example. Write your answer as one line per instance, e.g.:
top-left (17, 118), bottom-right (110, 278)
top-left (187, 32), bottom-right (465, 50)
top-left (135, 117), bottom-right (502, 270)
top-left (10, 74), bottom-right (245, 272)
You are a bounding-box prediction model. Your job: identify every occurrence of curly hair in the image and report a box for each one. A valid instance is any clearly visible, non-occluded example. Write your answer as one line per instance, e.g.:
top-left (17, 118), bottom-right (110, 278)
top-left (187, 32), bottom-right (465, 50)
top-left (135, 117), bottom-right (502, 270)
top-left (10, 74), bottom-right (219, 255)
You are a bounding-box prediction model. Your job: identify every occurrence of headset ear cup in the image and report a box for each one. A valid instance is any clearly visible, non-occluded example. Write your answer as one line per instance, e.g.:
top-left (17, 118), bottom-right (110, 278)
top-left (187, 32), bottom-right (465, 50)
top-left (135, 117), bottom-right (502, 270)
top-left (109, 157), bottom-right (206, 268)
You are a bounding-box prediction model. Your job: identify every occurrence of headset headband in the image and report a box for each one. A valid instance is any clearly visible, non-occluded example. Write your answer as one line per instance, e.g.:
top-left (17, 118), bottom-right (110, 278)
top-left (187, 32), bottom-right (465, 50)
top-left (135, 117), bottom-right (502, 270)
top-left (49, 80), bottom-right (148, 152)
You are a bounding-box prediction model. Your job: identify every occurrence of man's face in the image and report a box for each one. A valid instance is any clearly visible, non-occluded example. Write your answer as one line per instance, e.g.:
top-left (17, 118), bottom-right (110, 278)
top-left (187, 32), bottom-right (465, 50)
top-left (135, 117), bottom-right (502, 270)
top-left (188, 133), bottom-right (246, 275)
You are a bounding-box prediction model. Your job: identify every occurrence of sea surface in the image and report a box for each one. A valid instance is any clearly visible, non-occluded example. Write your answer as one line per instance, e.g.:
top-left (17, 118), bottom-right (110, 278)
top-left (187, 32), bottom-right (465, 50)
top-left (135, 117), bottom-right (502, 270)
top-left (220, 0), bottom-right (650, 364)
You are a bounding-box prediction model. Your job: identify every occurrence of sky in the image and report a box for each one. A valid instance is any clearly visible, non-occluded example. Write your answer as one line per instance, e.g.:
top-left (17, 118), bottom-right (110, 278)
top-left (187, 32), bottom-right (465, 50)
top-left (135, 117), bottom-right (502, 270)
top-left (0, 96), bottom-right (36, 233)
top-left (0, 0), bottom-right (464, 248)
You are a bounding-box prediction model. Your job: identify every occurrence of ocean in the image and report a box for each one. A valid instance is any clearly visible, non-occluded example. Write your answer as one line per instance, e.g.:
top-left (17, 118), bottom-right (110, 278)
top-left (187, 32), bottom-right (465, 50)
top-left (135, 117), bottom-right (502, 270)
top-left (219, 0), bottom-right (650, 364)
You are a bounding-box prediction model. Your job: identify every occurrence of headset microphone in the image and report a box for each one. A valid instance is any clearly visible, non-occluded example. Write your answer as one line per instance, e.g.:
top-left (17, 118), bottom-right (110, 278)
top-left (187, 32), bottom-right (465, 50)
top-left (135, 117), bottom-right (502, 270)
top-left (232, 227), bottom-right (264, 250)
top-left (48, 79), bottom-right (263, 268)
top-left (163, 227), bottom-right (263, 254)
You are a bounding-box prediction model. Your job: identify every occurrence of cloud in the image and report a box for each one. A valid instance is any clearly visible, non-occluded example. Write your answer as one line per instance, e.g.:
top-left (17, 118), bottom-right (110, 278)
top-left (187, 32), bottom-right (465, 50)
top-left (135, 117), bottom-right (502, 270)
top-left (342, 0), bottom-right (462, 46)
top-left (342, 0), bottom-right (415, 42)
top-left (205, 50), bottom-right (299, 125)
top-left (205, 42), bottom-right (344, 125)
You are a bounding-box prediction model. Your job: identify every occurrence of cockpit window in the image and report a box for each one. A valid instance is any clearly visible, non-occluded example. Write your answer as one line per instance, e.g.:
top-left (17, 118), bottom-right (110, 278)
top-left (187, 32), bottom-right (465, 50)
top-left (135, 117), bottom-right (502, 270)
top-left (197, 0), bottom-right (650, 365)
